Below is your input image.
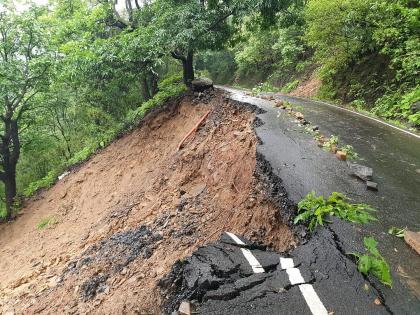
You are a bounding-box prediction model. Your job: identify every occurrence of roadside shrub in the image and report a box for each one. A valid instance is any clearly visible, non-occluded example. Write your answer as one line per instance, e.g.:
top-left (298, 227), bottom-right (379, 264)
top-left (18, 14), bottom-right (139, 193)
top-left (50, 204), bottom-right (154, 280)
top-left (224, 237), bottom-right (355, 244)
top-left (281, 80), bottom-right (299, 93)
top-left (125, 73), bottom-right (186, 126)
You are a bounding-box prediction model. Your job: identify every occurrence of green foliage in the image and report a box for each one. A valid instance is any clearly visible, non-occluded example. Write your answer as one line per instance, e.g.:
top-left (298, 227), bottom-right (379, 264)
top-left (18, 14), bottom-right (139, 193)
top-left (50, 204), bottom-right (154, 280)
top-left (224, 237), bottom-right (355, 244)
top-left (195, 51), bottom-right (236, 84)
top-left (322, 135), bottom-right (339, 152)
top-left (36, 216), bottom-right (58, 230)
top-left (281, 80), bottom-right (299, 93)
top-left (23, 170), bottom-right (60, 198)
top-left (233, 2), bottom-right (306, 86)
top-left (373, 87), bottom-right (420, 127)
top-left (124, 74), bottom-right (187, 126)
top-left (294, 191), bottom-right (377, 232)
top-left (388, 226), bottom-right (406, 238)
top-left (340, 145), bottom-right (359, 160)
top-left (251, 82), bottom-right (279, 96)
top-left (350, 237), bottom-right (393, 287)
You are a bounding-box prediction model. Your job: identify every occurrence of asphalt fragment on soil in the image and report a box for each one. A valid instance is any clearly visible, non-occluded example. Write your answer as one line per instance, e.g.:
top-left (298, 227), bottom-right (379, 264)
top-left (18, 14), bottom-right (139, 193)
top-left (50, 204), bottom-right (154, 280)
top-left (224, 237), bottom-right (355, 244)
top-left (65, 225), bottom-right (162, 301)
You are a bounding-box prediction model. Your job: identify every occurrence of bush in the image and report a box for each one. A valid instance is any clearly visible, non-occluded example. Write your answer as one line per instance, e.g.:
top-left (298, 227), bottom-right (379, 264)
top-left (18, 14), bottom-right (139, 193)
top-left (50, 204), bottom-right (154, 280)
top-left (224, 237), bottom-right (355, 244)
top-left (124, 73), bottom-right (186, 126)
top-left (24, 169), bottom-right (62, 197)
top-left (281, 80), bottom-right (299, 93)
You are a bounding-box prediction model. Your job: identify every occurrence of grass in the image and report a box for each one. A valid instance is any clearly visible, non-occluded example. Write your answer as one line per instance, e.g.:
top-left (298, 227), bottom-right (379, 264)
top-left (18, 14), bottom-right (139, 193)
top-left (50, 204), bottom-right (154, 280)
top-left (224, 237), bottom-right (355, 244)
top-left (320, 135), bottom-right (359, 160)
top-left (294, 191), bottom-right (377, 232)
top-left (36, 216), bottom-right (58, 230)
top-left (339, 144), bottom-right (359, 160)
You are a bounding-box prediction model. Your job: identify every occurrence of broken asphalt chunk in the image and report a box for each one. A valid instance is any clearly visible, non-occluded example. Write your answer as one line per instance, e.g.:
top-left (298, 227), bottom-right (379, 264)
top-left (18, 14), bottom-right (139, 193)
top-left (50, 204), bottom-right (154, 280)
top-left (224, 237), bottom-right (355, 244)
top-left (347, 162), bottom-right (373, 181)
top-left (366, 181), bottom-right (378, 191)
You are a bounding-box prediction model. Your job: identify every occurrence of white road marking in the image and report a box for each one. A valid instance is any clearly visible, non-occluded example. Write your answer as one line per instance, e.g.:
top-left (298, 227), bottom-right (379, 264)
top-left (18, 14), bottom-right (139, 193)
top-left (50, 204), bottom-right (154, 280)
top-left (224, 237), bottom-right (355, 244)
top-left (225, 232), bottom-right (265, 273)
top-left (241, 248), bottom-right (265, 273)
top-left (286, 268), bottom-right (306, 285)
top-left (299, 284), bottom-right (329, 315)
top-left (280, 257), bottom-right (295, 269)
top-left (226, 232), bottom-right (328, 315)
top-left (225, 231), bottom-right (246, 245)
top-left (280, 257), bottom-right (328, 315)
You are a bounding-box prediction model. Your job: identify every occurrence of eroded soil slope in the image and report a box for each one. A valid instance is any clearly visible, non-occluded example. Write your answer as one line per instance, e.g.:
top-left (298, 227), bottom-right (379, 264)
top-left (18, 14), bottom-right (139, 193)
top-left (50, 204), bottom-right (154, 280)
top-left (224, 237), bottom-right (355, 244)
top-left (0, 91), bottom-right (296, 314)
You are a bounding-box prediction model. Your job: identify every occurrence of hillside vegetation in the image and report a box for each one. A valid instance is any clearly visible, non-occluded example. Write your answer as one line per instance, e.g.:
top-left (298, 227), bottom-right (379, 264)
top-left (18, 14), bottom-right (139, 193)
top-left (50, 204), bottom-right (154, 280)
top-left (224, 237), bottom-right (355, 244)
top-left (196, 0), bottom-right (420, 128)
top-left (0, 0), bottom-right (418, 220)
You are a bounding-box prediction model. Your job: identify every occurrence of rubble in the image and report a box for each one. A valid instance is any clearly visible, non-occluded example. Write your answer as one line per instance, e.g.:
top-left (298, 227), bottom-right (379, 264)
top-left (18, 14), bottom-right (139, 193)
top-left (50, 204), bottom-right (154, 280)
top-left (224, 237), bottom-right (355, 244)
top-left (347, 162), bottom-right (373, 181)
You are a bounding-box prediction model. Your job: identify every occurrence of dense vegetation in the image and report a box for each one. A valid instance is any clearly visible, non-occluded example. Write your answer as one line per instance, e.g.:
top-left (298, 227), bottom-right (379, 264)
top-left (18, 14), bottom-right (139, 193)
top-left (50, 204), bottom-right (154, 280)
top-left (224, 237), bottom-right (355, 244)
top-left (197, 0), bottom-right (420, 128)
top-left (0, 0), bottom-right (286, 220)
top-left (0, 0), bottom-right (418, 220)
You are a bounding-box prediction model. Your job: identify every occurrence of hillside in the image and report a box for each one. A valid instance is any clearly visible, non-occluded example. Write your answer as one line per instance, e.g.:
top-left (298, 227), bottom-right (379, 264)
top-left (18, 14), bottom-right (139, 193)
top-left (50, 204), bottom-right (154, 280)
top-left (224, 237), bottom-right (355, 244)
top-left (0, 91), bottom-right (295, 314)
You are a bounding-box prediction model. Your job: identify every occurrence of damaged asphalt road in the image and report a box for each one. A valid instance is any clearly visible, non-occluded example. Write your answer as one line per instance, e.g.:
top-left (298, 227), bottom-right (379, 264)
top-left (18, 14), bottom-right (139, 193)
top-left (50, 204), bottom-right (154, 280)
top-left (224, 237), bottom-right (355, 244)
top-left (218, 87), bottom-right (420, 314)
top-left (160, 232), bottom-right (388, 315)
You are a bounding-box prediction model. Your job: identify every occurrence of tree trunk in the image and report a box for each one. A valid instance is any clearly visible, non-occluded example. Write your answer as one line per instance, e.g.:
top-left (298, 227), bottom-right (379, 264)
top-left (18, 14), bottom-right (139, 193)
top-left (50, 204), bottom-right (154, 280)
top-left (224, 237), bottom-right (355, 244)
top-left (182, 50), bottom-right (195, 87)
top-left (141, 75), bottom-right (152, 101)
top-left (4, 167), bottom-right (17, 221)
top-left (148, 72), bottom-right (159, 97)
top-left (1, 118), bottom-right (20, 221)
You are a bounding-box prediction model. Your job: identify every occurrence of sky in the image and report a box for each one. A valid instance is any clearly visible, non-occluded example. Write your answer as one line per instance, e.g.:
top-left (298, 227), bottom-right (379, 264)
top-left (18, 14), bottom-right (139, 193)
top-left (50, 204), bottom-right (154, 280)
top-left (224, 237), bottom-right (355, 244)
top-left (10, 0), bottom-right (49, 12)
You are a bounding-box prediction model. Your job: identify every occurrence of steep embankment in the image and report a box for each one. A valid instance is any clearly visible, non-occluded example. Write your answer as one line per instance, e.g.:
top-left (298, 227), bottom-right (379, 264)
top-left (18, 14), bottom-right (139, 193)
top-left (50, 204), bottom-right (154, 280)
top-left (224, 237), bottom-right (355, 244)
top-left (0, 90), bottom-right (296, 314)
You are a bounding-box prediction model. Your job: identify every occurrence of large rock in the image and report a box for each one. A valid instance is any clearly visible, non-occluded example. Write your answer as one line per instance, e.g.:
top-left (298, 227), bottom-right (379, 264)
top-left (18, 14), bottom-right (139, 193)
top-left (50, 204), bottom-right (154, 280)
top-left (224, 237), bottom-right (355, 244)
top-left (191, 78), bottom-right (214, 92)
top-left (347, 162), bottom-right (373, 181)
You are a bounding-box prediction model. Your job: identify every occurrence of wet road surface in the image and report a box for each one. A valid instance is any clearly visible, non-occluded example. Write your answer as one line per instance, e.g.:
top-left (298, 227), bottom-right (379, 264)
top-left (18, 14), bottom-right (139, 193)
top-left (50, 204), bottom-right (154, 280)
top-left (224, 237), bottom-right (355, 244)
top-left (220, 86), bottom-right (420, 314)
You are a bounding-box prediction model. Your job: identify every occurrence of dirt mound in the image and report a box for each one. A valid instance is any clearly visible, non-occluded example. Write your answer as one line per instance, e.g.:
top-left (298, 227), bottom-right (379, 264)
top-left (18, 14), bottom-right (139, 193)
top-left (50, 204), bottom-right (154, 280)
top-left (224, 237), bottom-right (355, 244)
top-left (289, 73), bottom-right (321, 99)
top-left (0, 90), bottom-right (296, 314)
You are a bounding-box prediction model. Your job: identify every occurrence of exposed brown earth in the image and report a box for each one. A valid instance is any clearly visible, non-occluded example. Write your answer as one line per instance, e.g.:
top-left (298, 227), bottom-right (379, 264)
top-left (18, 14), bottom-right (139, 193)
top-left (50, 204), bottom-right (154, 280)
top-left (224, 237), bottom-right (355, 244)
top-left (0, 91), bottom-right (296, 314)
top-left (289, 73), bottom-right (321, 99)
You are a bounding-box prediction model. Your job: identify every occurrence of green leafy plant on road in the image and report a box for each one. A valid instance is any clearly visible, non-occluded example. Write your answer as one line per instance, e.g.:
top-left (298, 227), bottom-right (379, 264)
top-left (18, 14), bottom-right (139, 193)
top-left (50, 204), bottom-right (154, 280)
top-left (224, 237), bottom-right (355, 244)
top-left (339, 144), bottom-right (359, 160)
top-left (350, 237), bottom-right (393, 288)
top-left (388, 226), bottom-right (406, 238)
top-left (294, 191), bottom-right (377, 231)
top-left (322, 135), bottom-right (339, 152)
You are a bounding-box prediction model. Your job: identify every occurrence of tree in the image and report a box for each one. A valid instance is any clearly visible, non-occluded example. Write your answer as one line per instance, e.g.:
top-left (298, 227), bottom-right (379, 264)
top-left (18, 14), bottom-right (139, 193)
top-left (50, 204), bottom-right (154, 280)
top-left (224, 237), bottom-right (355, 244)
top-left (109, 0), bottom-right (288, 86)
top-left (0, 5), bottom-right (52, 220)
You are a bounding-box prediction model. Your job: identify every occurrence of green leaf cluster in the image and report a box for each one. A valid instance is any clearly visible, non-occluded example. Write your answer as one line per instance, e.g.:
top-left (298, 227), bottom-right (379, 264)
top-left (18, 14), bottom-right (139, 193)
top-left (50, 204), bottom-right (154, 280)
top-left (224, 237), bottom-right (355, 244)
top-left (294, 191), bottom-right (377, 231)
top-left (350, 237), bottom-right (393, 287)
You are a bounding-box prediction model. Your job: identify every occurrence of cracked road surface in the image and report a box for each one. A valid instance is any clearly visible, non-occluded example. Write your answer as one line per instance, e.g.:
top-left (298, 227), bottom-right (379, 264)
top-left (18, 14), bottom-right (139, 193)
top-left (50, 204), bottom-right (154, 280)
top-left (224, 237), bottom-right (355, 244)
top-left (216, 87), bottom-right (420, 313)
top-left (162, 232), bottom-right (388, 314)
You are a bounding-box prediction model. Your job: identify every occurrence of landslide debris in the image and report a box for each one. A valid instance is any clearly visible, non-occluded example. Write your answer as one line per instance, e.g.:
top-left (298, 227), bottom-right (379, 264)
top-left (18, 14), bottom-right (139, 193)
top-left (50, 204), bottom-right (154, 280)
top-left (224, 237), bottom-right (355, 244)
top-left (0, 89), bottom-right (296, 314)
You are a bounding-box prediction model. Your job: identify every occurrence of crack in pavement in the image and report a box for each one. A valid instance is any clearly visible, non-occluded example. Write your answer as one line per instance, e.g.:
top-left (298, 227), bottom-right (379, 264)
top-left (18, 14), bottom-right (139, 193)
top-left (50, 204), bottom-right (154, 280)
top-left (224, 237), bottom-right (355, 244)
top-left (326, 225), bottom-right (394, 315)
